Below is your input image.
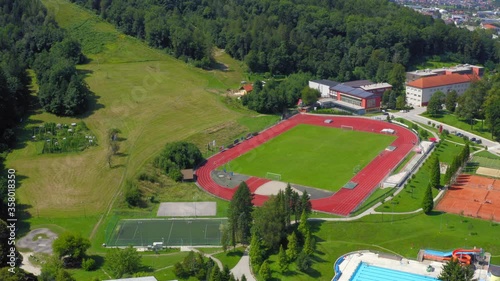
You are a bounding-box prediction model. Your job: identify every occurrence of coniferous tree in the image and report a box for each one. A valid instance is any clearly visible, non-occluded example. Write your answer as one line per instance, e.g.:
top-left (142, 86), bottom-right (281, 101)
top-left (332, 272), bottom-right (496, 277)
top-left (209, 265), bottom-right (221, 281)
top-left (300, 191), bottom-right (312, 215)
top-left (278, 245), bottom-right (288, 273)
top-left (297, 210), bottom-right (310, 239)
top-left (286, 231), bottom-right (298, 261)
top-left (252, 194), bottom-right (286, 250)
top-left (249, 233), bottom-right (264, 269)
top-left (227, 182), bottom-right (253, 247)
top-left (462, 143), bottom-right (470, 164)
top-left (304, 231), bottom-right (315, 256)
top-left (422, 183), bottom-right (434, 214)
top-left (258, 260), bottom-right (271, 281)
top-left (430, 156), bottom-right (441, 189)
top-left (438, 258), bottom-right (475, 281)
top-left (291, 191), bottom-right (301, 223)
top-left (284, 183), bottom-right (293, 228)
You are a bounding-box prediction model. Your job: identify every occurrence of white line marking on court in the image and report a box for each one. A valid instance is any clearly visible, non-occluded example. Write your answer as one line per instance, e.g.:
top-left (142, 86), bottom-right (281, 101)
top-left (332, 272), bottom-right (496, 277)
top-left (166, 221), bottom-right (174, 245)
top-left (132, 224), bottom-right (139, 240)
top-left (204, 224), bottom-right (208, 239)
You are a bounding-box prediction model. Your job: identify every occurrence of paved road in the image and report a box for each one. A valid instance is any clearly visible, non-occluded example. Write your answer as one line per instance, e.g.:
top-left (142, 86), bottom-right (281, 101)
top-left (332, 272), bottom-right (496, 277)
top-left (231, 248), bottom-right (256, 281)
top-left (391, 107), bottom-right (500, 154)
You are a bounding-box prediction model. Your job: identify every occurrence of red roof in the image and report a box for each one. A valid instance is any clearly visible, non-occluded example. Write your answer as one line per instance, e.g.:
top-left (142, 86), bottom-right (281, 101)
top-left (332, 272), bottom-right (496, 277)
top-left (483, 24), bottom-right (498, 30)
top-left (243, 84), bottom-right (253, 92)
top-left (407, 73), bottom-right (473, 89)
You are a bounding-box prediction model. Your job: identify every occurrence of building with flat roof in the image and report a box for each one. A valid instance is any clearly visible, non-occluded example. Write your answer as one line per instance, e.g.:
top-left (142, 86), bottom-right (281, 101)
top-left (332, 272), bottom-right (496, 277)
top-left (406, 64), bottom-right (483, 82)
top-left (309, 80), bottom-right (392, 114)
top-left (308, 80), bottom-right (340, 97)
top-left (406, 73), bottom-right (474, 107)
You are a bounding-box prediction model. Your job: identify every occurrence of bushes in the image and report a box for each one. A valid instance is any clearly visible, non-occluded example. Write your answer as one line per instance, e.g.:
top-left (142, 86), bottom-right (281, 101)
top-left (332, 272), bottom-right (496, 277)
top-left (137, 172), bottom-right (158, 183)
top-left (125, 181), bottom-right (141, 207)
top-left (168, 168), bottom-right (183, 182)
top-left (81, 258), bottom-right (96, 271)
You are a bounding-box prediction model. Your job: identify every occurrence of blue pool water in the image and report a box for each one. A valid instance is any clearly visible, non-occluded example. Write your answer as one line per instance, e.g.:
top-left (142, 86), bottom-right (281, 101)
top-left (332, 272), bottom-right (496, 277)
top-left (350, 262), bottom-right (439, 281)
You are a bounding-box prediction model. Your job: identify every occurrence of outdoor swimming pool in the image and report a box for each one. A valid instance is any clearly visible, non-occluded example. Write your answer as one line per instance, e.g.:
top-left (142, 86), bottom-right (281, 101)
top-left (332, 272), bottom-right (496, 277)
top-left (350, 262), bottom-right (439, 281)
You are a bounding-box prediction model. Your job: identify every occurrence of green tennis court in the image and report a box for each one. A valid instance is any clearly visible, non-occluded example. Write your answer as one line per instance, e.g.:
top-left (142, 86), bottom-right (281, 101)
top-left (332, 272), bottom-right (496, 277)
top-left (472, 156), bottom-right (500, 170)
top-left (106, 218), bottom-right (227, 247)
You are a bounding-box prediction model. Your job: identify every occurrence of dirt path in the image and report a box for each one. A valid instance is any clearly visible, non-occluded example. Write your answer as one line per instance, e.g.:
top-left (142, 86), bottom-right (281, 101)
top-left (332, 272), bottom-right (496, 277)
top-left (19, 252), bottom-right (41, 276)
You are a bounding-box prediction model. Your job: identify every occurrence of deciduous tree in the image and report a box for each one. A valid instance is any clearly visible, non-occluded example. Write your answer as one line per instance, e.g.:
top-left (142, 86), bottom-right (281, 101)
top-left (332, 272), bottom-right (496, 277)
top-left (445, 90), bottom-right (458, 112)
top-left (427, 91), bottom-right (445, 116)
top-left (301, 87), bottom-right (320, 106)
top-left (105, 246), bottom-right (142, 278)
top-left (52, 232), bottom-right (91, 264)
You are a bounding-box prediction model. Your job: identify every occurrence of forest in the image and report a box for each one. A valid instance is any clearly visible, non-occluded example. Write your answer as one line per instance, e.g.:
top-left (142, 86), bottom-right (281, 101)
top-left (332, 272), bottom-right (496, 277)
top-left (0, 0), bottom-right (89, 153)
top-left (72, 0), bottom-right (499, 81)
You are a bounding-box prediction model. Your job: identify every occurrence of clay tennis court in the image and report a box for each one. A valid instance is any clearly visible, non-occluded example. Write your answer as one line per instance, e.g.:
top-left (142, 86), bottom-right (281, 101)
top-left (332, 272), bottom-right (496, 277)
top-left (436, 174), bottom-right (500, 221)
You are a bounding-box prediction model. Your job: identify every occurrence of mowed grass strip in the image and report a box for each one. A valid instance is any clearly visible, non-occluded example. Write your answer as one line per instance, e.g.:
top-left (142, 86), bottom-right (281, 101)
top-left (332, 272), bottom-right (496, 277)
top-left (228, 124), bottom-right (395, 191)
top-left (265, 213), bottom-right (500, 281)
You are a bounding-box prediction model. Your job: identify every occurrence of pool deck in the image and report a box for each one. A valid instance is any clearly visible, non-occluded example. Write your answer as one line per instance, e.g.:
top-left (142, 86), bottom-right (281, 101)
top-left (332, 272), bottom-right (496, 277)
top-left (337, 251), bottom-right (441, 280)
top-left (336, 251), bottom-right (491, 281)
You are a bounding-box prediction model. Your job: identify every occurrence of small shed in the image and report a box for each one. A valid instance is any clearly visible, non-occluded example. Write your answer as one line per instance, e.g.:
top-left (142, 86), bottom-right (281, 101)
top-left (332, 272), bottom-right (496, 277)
top-left (181, 169), bottom-right (194, 181)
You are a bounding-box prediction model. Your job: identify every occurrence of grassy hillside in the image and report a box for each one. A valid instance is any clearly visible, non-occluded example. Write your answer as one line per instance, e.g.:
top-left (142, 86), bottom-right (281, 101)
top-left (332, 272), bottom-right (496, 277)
top-left (7, 0), bottom-right (249, 227)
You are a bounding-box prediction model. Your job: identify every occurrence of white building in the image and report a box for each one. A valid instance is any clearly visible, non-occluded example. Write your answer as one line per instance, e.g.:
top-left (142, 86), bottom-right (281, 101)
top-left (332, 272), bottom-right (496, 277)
top-left (308, 80), bottom-right (340, 97)
top-left (405, 73), bottom-right (474, 107)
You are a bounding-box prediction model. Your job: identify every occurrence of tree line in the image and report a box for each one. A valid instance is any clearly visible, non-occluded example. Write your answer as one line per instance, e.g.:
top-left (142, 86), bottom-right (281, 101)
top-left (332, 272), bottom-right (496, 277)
top-left (221, 182), bottom-right (314, 280)
top-left (72, 0), bottom-right (499, 80)
top-left (0, 0), bottom-right (91, 153)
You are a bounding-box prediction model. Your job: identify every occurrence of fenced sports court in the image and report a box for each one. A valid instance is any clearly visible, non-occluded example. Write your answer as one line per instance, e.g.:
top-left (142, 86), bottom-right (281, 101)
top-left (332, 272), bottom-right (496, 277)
top-left (106, 218), bottom-right (227, 247)
top-left (436, 174), bottom-right (500, 221)
top-left (471, 156), bottom-right (500, 170)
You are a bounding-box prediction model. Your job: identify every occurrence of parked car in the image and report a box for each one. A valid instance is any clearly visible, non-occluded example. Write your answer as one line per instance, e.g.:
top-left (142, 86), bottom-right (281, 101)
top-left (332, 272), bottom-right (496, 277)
top-left (475, 139), bottom-right (482, 144)
top-left (471, 137), bottom-right (476, 142)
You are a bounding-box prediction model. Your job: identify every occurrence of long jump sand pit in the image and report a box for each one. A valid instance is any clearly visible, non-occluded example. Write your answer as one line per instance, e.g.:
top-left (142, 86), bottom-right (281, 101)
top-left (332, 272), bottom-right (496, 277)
top-left (436, 174), bottom-right (500, 221)
top-left (254, 181), bottom-right (303, 196)
top-left (157, 202), bottom-right (216, 217)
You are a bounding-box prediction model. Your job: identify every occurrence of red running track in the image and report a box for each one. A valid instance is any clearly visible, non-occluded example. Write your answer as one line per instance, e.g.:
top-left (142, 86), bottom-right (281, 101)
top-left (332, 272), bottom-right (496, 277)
top-left (195, 114), bottom-right (417, 216)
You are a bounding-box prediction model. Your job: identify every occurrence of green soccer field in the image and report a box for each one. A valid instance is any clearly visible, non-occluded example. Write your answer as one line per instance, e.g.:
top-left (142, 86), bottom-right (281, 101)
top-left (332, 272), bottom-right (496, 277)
top-left (107, 218), bottom-right (227, 247)
top-left (227, 124), bottom-right (396, 191)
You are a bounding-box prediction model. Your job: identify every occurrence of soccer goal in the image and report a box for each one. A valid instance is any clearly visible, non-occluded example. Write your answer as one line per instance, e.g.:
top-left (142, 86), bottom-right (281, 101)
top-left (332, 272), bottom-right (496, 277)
top-left (341, 125), bottom-right (354, 130)
top-left (266, 172), bottom-right (282, 181)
